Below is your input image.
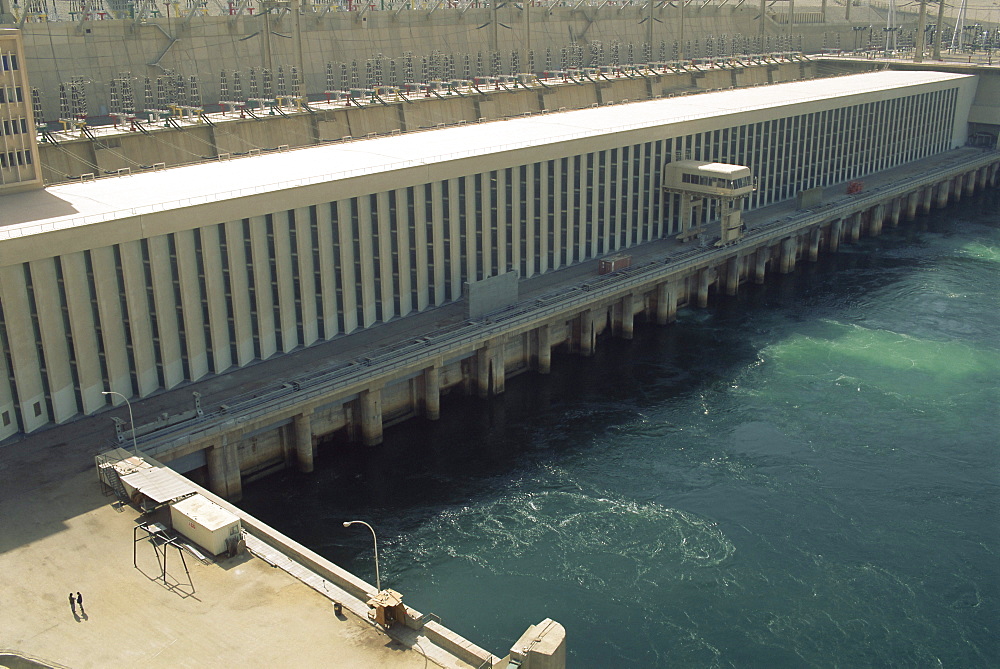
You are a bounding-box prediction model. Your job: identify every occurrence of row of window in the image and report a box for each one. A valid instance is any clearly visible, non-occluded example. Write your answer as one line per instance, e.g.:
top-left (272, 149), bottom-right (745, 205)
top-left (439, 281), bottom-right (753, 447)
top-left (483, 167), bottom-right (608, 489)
top-left (1, 118), bottom-right (29, 136)
top-left (0, 149), bottom-right (33, 169)
top-left (1, 53), bottom-right (19, 72)
top-left (0, 86), bottom-right (24, 104)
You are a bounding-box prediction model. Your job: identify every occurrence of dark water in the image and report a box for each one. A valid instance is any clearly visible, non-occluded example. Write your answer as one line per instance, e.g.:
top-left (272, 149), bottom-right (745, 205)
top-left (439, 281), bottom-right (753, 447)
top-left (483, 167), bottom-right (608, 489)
top-left (241, 190), bottom-right (1000, 668)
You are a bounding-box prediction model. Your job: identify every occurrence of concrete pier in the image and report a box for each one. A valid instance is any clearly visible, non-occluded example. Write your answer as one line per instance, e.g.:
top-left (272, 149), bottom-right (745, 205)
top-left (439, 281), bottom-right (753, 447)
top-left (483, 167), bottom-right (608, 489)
top-left (698, 269), bottom-right (712, 307)
top-left (578, 309), bottom-right (596, 357)
top-left (919, 188), bottom-right (934, 214)
top-left (360, 388), bottom-right (383, 446)
top-left (536, 325), bottom-right (553, 374)
top-left (656, 283), bottom-right (677, 325)
top-left (207, 437), bottom-right (243, 502)
top-left (754, 249), bottom-right (768, 283)
top-left (808, 228), bottom-right (822, 262)
top-left (870, 204), bottom-right (885, 237)
top-left (849, 214), bottom-right (863, 242)
top-left (295, 410), bottom-right (314, 473)
top-left (726, 256), bottom-right (742, 295)
top-left (779, 237), bottom-right (797, 273)
top-left (424, 365), bottom-right (441, 420)
top-left (830, 218), bottom-right (843, 252)
top-left (889, 198), bottom-right (902, 226)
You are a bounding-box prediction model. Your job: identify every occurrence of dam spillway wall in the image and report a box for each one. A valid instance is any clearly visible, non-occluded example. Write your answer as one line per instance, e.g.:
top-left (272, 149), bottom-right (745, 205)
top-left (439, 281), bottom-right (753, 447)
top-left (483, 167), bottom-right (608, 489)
top-left (145, 151), bottom-right (1000, 501)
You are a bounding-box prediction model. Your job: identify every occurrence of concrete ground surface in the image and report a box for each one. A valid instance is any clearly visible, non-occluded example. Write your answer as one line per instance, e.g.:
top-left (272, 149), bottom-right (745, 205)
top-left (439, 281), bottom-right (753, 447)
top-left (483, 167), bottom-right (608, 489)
top-left (0, 467), bottom-right (441, 669)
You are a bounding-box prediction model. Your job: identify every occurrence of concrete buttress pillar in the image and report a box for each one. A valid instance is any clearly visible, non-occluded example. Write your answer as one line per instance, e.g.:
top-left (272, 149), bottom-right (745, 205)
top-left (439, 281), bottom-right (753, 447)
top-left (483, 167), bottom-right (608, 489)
top-left (964, 171), bottom-right (976, 196)
top-left (360, 388), bottom-right (383, 446)
top-left (718, 255), bottom-right (735, 296)
top-left (476, 340), bottom-right (506, 397)
top-left (977, 167), bottom-right (988, 190)
top-left (294, 410), bottom-right (314, 473)
top-left (424, 366), bottom-right (441, 420)
top-left (849, 215), bottom-right (862, 243)
top-left (536, 325), bottom-right (552, 374)
top-left (936, 181), bottom-right (951, 208)
top-left (889, 198), bottom-right (902, 226)
top-left (870, 204), bottom-right (885, 237)
top-left (919, 188), bottom-right (932, 214)
top-left (207, 436), bottom-right (242, 502)
top-left (780, 237), bottom-right (797, 274)
top-left (951, 176), bottom-right (963, 203)
top-left (655, 283), bottom-right (677, 325)
top-left (697, 269), bottom-right (711, 307)
top-left (906, 192), bottom-right (919, 220)
top-left (754, 249), bottom-right (768, 284)
top-left (615, 295), bottom-right (635, 339)
top-left (809, 227), bottom-right (822, 262)
top-left (830, 219), bottom-right (843, 252)
top-left (578, 310), bottom-right (596, 357)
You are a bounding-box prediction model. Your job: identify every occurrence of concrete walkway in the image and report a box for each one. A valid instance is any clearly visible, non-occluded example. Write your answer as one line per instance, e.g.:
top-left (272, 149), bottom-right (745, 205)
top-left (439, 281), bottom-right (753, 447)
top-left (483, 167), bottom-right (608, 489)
top-left (0, 466), bottom-right (450, 668)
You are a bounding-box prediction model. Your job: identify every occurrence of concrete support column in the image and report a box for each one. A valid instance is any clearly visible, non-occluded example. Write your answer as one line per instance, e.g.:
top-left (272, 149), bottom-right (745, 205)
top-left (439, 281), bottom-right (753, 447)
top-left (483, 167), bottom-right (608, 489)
top-left (889, 198), bottom-right (902, 227)
top-left (870, 204), bottom-right (885, 237)
top-left (360, 388), bottom-right (383, 446)
top-left (476, 340), bottom-right (506, 397)
top-left (578, 309), bottom-right (596, 357)
top-left (615, 294), bottom-right (635, 339)
top-left (919, 188), bottom-right (933, 214)
top-left (779, 237), bottom-right (797, 274)
top-left (655, 283), bottom-right (677, 325)
top-left (294, 410), bottom-right (314, 473)
top-left (905, 192), bottom-right (919, 220)
top-left (977, 167), bottom-right (988, 190)
top-left (935, 181), bottom-right (951, 208)
top-left (206, 436), bottom-right (242, 502)
top-left (951, 176), bottom-right (963, 203)
top-left (754, 249), bottom-right (768, 284)
top-left (849, 215), bottom-right (862, 243)
top-left (423, 365), bottom-right (441, 420)
top-left (725, 256), bottom-right (741, 296)
top-left (536, 324), bottom-right (552, 374)
top-left (830, 219), bottom-right (843, 252)
top-left (809, 227), bottom-right (822, 262)
top-left (964, 171), bottom-right (976, 196)
top-left (697, 269), bottom-right (711, 307)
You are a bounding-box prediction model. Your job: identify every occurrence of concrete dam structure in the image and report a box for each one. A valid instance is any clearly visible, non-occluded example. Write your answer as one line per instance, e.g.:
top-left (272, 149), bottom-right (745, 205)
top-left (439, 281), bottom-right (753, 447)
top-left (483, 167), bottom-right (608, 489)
top-left (2, 46), bottom-right (999, 505)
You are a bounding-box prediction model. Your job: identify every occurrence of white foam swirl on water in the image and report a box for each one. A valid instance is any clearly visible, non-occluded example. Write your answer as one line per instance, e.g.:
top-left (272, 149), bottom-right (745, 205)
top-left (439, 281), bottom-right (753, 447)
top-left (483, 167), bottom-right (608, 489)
top-left (385, 481), bottom-right (734, 599)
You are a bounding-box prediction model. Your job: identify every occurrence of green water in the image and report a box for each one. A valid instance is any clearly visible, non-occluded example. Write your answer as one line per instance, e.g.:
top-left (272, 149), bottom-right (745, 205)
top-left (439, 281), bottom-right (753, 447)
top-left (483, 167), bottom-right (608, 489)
top-left (242, 189), bottom-right (999, 667)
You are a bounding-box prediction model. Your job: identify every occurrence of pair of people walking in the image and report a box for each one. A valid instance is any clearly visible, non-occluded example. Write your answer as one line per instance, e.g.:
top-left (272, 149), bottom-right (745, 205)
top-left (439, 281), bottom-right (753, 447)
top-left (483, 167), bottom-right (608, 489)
top-left (69, 592), bottom-right (84, 614)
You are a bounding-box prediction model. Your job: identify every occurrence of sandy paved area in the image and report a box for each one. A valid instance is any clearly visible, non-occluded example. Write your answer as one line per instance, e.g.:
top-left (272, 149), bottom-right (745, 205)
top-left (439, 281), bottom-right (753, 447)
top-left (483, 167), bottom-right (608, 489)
top-left (0, 468), bottom-right (434, 669)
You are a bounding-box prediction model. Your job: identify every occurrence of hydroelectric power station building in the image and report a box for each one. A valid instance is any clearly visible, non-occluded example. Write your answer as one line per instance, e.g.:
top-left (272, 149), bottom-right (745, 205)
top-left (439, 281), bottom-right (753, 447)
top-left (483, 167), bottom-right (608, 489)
top-left (2, 62), bottom-right (998, 500)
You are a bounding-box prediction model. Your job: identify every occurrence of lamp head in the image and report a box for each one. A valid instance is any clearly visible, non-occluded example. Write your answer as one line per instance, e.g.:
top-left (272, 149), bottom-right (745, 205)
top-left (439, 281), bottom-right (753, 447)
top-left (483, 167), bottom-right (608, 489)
top-left (343, 521), bottom-right (352, 528)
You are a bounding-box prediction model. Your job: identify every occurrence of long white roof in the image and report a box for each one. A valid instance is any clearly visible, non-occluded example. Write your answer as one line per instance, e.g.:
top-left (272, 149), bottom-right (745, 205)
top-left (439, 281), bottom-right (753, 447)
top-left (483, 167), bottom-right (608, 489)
top-left (0, 70), bottom-right (973, 239)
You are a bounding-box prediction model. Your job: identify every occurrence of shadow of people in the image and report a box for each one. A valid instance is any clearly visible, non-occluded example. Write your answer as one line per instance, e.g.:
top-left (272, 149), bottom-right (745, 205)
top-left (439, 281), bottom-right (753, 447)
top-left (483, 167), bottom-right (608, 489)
top-left (73, 609), bottom-right (81, 623)
top-left (80, 611), bottom-right (89, 621)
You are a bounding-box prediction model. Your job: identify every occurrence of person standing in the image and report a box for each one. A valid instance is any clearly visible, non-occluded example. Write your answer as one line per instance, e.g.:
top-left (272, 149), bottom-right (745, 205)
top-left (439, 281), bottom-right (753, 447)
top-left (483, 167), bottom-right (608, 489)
top-left (76, 592), bottom-right (84, 614)
top-left (69, 593), bottom-right (76, 612)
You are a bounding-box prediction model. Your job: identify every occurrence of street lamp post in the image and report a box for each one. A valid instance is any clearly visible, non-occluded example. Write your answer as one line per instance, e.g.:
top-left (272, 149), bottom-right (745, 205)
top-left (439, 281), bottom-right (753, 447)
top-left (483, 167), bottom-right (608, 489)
top-left (343, 520), bottom-right (380, 593)
top-left (102, 390), bottom-right (139, 457)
